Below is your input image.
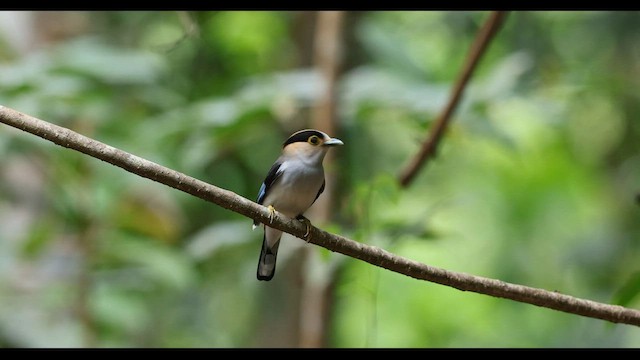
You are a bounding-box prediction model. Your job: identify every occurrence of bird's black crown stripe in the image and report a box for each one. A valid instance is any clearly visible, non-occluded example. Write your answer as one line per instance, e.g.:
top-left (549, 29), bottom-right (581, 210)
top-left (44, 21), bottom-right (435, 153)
top-left (282, 130), bottom-right (326, 147)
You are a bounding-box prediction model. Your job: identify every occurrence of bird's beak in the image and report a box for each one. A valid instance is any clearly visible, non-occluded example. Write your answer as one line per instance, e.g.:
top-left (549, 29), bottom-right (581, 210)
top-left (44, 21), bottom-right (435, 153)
top-left (323, 138), bottom-right (344, 147)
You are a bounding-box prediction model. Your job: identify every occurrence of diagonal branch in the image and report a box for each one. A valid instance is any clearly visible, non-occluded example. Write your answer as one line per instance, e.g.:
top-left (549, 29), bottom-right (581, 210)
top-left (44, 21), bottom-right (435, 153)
top-left (398, 11), bottom-right (509, 188)
top-left (1, 104), bottom-right (639, 327)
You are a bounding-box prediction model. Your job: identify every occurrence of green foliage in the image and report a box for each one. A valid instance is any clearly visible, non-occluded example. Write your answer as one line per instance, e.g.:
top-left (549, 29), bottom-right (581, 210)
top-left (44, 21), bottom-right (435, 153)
top-left (0, 10), bottom-right (639, 348)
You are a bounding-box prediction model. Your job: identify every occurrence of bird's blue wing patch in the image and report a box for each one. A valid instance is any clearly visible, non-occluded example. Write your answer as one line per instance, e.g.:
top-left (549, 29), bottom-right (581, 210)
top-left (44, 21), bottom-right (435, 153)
top-left (256, 182), bottom-right (267, 205)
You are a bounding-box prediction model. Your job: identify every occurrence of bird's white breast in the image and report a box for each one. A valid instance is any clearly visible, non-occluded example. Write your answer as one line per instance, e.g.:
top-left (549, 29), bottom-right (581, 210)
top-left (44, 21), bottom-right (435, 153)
top-left (262, 160), bottom-right (325, 219)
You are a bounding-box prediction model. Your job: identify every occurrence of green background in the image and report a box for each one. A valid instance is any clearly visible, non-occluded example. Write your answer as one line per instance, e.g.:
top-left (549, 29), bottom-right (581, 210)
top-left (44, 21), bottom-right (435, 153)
top-left (0, 11), bottom-right (639, 347)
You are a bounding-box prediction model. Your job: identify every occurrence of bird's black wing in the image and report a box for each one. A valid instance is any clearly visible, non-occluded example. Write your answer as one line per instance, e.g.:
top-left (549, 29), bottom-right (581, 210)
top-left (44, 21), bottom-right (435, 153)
top-left (257, 161), bottom-right (283, 205)
top-left (313, 179), bottom-right (325, 204)
top-left (254, 161), bottom-right (283, 227)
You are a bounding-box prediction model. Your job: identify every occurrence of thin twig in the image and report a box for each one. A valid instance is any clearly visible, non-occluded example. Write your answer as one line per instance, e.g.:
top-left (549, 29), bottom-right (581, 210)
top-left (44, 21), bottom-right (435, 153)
top-left (398, 11), bottom-right (509, 187)
top-left (1, 105), bottom-right (639, 327)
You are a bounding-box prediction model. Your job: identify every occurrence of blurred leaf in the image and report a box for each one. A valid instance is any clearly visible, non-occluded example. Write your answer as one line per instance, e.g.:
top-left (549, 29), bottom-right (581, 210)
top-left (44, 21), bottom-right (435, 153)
top-left (0, 50), bottom-right (54, 90)
top-left (53, 36), bottom-right (167, 85)
top-left (343, 66), bottom-right (447, 116)
top-left (357, 13), bottom-right (429, 78)
top-left (205, 11), bottom-right (291, 75)
top-left (20, 218), bottom-right (56, 259)
top-left (612, 272), bottom-right (640, 307)
top-left (101, 235), bottom-right (196, 291)
top-left (471, 51), bottom-right (534, 102)
top-left (185, 220), bottom-right (254, 261)
top-left (92, 285), bottom-right (150, 335)
top-left (113, 190), bottom-right (183, 244)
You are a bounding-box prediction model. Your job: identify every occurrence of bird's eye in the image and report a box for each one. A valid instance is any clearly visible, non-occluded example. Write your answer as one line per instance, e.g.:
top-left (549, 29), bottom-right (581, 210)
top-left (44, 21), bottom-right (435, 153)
top-left (308, 135), bottom-right (320, 145)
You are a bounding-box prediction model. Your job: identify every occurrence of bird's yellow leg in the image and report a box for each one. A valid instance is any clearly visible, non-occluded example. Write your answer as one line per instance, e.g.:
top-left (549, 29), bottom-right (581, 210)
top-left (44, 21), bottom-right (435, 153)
top-left (296, 215), bottom-right (312, 242)
top-left (267, 205), bottom-right (276, 224)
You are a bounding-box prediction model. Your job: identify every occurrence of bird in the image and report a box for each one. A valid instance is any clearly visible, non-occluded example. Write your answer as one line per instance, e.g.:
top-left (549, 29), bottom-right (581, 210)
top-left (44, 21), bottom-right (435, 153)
top-left (253, 129), bottom-right (343, 281)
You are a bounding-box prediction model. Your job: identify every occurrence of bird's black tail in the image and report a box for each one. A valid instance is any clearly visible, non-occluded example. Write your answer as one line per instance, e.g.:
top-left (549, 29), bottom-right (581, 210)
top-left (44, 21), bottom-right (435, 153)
top-left (257, 231), bottom-right (281, 281)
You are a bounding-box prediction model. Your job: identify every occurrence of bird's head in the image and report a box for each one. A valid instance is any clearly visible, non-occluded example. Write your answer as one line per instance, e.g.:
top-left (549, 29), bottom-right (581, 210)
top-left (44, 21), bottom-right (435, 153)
top-left (281, 129), bottom-right (343, 164)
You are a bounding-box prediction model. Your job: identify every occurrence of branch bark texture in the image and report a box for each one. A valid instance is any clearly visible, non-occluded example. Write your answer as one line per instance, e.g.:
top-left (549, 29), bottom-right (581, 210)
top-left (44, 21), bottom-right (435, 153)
top-left (1, 105), bottom-right (639, 327)
top-left (399, 11), bottom-right (509, 187)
